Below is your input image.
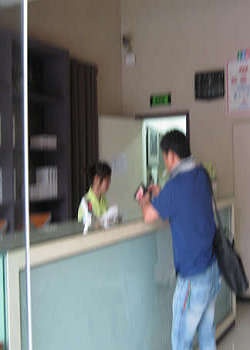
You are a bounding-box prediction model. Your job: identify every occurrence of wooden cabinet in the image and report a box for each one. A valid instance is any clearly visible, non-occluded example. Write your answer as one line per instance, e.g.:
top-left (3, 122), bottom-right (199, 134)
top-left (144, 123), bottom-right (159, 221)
top-left (0, 31), bottom-right (71, 232)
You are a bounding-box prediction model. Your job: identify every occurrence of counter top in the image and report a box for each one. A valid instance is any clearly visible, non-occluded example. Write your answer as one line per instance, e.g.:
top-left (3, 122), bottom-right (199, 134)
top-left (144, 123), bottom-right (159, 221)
top-left (1, 218), bottom-right (163, 257)
top-left (0, 221), bottom-right (82, 253)
top-left (1, 196), bottom-right (234, 256)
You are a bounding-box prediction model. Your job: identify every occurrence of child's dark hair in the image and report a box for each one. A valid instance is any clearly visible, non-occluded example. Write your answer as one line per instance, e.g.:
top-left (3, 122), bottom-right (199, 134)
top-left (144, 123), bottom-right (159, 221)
top-left (160, 129), bottom-right (191, 159)
top-left (89, 161), bottom-right (112, 185)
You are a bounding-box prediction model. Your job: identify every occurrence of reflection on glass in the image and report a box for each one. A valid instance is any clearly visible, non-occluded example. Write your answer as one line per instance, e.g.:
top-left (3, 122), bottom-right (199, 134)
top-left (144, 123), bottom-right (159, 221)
top-left (0, 5), bottom-right (24, 235)
top-left (0, 1), bottom-right (26, 349)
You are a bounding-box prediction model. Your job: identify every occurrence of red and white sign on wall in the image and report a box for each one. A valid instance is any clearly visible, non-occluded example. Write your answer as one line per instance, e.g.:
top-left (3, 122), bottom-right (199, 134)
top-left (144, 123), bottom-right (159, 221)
top-left (227, 59), bottom-right (250, 113)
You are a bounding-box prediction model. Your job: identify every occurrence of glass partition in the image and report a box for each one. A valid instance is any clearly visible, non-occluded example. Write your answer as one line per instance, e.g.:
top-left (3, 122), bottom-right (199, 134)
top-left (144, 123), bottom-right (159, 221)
top-left (0, 1), bottom-right (29, 349)
top-left (0, 5), bottom-right (24, 234)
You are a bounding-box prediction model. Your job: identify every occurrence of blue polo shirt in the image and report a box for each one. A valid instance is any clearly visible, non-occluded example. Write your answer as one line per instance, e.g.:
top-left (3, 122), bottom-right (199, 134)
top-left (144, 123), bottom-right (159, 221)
top-left (152, 166), bottom-right (216, 277)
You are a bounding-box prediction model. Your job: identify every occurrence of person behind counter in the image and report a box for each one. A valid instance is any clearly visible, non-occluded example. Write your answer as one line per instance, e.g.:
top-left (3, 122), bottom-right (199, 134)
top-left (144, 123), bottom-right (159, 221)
top-left (77, 161), bottom-right (112, 223)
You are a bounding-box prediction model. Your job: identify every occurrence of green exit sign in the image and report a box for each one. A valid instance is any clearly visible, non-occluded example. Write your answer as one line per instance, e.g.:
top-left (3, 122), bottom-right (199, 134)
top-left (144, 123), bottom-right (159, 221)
top-left (150, 93), bottom-right (171, 107)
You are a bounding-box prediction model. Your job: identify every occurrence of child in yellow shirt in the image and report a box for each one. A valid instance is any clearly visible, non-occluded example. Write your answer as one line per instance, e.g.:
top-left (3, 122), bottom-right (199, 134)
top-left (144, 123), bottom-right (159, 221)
top-left (78, 161), bottom-right (112, 223)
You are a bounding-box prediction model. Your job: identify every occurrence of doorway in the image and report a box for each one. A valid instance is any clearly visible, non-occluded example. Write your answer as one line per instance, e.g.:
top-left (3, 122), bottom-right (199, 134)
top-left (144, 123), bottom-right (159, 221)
top-left (139, 112), bottom-right (190, 187)
top-left (233, 121), bottom-right (250, 296)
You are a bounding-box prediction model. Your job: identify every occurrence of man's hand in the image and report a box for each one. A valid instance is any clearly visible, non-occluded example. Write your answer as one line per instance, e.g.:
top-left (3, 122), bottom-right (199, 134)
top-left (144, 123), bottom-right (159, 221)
top-left (148, 184), bottom-right (161, 198)
top-left (138, 191), bottom-right (151, 208)
top-left (138, 191), bottom-right (159, 223)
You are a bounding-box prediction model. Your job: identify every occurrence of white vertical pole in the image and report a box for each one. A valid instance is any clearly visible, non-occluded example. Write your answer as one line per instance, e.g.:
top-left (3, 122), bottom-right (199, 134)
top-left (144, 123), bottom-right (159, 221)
top-left (22, 0), bottom-right (33, 349)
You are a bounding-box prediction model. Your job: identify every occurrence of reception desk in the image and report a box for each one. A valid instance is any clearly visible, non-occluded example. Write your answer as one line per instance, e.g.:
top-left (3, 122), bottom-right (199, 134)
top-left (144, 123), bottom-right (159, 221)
top-left (1, 197), bottom-right (235, 350)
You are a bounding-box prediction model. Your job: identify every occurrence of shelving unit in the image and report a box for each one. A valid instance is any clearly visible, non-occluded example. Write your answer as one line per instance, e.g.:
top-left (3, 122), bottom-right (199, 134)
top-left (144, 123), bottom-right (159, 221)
top-left (0, 30), bottom-right (72, 232)
top-left (27, 40), bottom-right (71, 223)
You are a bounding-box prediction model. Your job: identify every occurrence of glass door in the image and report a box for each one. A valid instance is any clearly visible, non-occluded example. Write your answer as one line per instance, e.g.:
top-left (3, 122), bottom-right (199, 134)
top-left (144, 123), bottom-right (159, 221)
top-left (0, 1), bottom-right (31, 349)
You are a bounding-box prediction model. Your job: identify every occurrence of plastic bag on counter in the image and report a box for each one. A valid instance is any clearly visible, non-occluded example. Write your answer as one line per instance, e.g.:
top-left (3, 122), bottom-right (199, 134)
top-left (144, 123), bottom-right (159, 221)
top-left (99, 205), bottom-right (119, 229)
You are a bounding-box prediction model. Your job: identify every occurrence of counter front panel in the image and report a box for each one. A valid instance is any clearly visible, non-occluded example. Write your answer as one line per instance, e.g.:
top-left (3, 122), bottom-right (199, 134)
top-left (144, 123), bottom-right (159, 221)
top-left (19, 202), bottom-right (234, 350)
top-left (20, 230), bottom-right (175, 349)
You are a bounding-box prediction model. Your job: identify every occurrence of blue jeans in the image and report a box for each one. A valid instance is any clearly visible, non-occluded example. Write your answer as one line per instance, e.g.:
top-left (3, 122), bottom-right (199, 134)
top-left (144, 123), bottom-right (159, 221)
top-left (172, 261), bottom-right (221, 350)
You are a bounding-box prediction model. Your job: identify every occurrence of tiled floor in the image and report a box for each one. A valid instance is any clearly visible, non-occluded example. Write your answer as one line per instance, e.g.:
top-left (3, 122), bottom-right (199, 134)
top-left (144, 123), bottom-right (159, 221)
top-left (218, 301), bottom-right (250, 350)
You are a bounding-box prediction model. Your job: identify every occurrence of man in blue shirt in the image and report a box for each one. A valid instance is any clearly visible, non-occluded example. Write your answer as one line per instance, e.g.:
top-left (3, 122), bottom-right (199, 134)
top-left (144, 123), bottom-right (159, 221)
top-left (139, 130), bottom-right (220, 350)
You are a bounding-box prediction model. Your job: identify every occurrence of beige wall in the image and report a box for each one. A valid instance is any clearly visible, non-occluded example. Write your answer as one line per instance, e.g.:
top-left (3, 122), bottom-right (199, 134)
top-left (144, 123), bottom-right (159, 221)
top-left (0, 0), bottom-right (122, 115)
top-left (99, 115), bottom-right (143, 221)
top-left (121, 0), bottom-right (250, 197)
